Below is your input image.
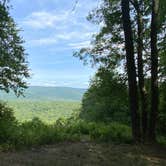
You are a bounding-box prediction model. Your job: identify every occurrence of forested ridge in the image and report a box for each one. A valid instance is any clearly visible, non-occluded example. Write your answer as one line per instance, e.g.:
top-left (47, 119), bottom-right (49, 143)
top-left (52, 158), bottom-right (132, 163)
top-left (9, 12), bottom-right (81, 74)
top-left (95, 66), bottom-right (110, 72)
top-left (0, 0), bottom-right (165, 165)
top-left (0, 86), bottom-right (85, 101)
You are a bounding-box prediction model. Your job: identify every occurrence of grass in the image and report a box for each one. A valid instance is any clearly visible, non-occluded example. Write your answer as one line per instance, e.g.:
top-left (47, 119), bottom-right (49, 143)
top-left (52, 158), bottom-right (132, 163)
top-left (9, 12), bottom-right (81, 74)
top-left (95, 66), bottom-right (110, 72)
top-left (7, 100), bottom-right (80, 123)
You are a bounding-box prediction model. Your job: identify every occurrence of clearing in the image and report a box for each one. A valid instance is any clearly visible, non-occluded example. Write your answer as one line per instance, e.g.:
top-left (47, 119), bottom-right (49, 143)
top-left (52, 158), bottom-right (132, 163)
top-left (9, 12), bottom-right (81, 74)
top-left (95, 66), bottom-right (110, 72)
top-left (0, 142), bottom-right (166, 166)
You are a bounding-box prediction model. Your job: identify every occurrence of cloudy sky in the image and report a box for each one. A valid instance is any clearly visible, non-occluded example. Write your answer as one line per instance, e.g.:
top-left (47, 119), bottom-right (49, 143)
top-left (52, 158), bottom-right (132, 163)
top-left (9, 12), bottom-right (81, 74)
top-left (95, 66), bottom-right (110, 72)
top-left (10, 0), bottom-right (99, 88)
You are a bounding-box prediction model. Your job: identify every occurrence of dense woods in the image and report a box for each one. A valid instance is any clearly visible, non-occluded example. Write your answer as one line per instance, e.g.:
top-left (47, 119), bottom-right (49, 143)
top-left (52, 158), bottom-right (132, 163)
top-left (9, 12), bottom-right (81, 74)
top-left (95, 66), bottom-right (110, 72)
top-left (75, 0), bottom-right (166, 143)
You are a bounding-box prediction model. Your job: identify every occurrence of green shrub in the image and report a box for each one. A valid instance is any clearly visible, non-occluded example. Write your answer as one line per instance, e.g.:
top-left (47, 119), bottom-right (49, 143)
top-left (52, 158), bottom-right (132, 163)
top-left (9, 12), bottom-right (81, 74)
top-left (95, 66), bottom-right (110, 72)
top-left (157, 136), bottom-right (166, 146)
top-left (17, 118), bottom-right (49, 146)
top-left (0, 113), bottom-right (133, 150)
top-left (0, 102), bottom-right (17, 143)
top-left (14, 118), bottom-right (63, 147)
top-left (158, 83), bottom-right (166, 136)
top-left (62, 119), bottom-right (132, 143)
top-left (90, 122), bottom-right (132, 143)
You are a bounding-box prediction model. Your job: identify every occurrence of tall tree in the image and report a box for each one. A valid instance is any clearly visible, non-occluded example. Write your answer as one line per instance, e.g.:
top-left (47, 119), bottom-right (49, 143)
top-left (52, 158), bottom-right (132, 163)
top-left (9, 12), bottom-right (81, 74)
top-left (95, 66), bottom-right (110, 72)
top-left (131, 0), bottom-right (148, 139)
top-left (121, 0), bottom-right (141, 141)
top-left (74, 0), bottom-right (165, 142)
top-left (149, 0), bottom-right (159, 141)
top-left (0, 0), bottom-right (30, 95)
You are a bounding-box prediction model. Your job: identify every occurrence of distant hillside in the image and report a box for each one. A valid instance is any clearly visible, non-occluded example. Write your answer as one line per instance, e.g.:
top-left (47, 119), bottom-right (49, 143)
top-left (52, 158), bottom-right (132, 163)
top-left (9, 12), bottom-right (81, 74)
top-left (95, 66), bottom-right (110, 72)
top-left (0, 86), bottom-right (86, 101)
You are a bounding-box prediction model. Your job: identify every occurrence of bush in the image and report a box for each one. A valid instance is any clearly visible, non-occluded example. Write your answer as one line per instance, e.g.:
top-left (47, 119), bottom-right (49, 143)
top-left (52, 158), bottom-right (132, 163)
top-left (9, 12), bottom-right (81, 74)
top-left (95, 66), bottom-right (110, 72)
top-left (13, 118), bottom-right (63, 147)
top-left (157, 136), bottom-right (166, 146)
top-left (59, 119), bottom-right (132, 143)
top-left (0, 102), bottom-right (17, 143)
top-left (158, 83), bottom-right (166, 136)
top-left (89, 122), bottom-right (132, 143)
top-left (0, 114), bottom-right (132, 150)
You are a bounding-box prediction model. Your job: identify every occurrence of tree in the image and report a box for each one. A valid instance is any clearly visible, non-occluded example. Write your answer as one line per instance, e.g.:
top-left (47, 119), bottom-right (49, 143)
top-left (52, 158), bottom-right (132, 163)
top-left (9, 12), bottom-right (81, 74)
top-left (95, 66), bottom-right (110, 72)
top-left (74, 0), bottom-right (166, 142)
top-left (149, 0), bottom-right (160, 141)
top-left (81, 67), bottom-right (129, 123)
top-left (121, 0), bottom-right (140, 142)
top-left (0, 1), bottom-right (29, 96)
top-left (131, 0), bottom-right (148, 139)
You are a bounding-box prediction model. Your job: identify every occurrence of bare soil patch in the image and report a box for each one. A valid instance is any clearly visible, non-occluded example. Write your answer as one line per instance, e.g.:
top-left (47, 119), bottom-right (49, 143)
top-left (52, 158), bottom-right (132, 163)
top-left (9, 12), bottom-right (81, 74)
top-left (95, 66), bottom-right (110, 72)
top-left (0, 142), bottom-right (166, 166)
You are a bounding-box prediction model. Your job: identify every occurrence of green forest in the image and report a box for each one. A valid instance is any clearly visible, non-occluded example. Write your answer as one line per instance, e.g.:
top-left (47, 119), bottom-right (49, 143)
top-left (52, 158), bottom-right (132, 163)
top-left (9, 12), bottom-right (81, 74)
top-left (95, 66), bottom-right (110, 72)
top-left (9, 100), bottom-right (81, 123)
top-left (0, 0), bottom-right (166, 165)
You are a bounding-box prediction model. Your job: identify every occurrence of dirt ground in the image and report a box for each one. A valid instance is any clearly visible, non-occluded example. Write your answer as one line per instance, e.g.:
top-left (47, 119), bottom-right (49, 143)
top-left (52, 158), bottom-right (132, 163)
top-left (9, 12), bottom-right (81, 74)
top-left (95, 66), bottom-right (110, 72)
top-left (0, 142), bottom-right (166, 166)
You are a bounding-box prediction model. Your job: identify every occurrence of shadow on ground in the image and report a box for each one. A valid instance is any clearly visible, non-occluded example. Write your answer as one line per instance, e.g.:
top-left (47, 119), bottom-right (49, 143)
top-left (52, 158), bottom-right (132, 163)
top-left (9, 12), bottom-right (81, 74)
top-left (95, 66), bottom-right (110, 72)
top-left (0, 142), bottom-right (166, 166)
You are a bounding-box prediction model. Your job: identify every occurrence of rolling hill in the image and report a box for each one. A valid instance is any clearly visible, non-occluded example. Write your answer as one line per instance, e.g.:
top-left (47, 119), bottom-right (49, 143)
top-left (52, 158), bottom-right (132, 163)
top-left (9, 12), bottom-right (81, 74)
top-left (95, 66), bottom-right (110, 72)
top-left (0, 86), bottom-right (86, 101)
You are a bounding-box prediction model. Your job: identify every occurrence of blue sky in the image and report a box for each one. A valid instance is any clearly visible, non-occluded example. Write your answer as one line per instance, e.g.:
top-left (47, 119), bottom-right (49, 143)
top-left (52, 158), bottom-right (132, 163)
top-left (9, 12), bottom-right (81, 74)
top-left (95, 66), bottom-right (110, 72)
top-left (10, 0), bottom-right (99, 88)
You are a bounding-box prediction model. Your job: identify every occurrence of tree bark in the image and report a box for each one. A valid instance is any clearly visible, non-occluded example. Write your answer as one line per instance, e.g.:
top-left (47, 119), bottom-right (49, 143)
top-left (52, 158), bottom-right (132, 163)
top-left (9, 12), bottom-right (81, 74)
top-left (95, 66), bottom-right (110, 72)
top-left (134, 0), bottom-right (148, 141)
top-left (121, 0), bottom-right (141, 142)
top-left (149, 0), bottom-right (159, 142)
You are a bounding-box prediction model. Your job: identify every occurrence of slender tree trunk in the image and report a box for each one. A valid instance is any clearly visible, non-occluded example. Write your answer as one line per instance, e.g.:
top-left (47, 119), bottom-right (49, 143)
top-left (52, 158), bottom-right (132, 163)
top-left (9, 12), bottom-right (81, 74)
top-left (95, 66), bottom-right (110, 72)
top-left (149, 0), bottom-right (159, 142)
top-left (121, 0), bottom-right (141, 142)
top-left (135, 0), bottom-right (148, 141)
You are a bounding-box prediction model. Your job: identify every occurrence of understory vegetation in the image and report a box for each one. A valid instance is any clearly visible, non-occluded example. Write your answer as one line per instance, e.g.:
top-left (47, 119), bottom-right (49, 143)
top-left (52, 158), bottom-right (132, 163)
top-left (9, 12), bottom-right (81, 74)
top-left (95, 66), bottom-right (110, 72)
top-left (0, 102), bottom-right (132, 150)
top-left (0, 92), bottom-right (166, 151)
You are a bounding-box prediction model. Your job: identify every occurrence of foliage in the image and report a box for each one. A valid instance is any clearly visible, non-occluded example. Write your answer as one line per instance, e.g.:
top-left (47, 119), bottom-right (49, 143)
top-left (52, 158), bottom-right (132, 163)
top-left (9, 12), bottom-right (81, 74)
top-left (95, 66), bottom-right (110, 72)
top-left (8, 100), bottom-right (80, 123)
top-left (0, 102), bottom-right (17, 143)
top-left (74, 0), bottom-right (125, 72)
top-left (157, 136), bottom-right (166, 146)
top-left (81, 67), bottom-right (129, 123)
top-left (74, 0), bottom-right (165, 80)
top-left (90, 122), bottom-right (132, 143)
top-left (12, 119), bottom-right (132, 148)
top-left (0, 1), bottom-right (29, 96)
top-left (158, 82), bottom-right (166, 136)
top-left (0, 104), bottom-right (132, 150)
top-left (0, 100), bottom-right (165, 151)
top-left (74, 0), bottom-right (166, 142)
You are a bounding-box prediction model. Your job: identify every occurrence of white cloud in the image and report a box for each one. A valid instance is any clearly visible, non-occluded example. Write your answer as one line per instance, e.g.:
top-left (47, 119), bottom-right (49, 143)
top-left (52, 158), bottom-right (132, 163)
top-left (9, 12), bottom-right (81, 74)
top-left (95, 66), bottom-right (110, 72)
top-left (12, 0), bottom-right (99, 88)
top-left (68, 41), bottom-right (91, 49)
top-left (21, 2), bottom-right (99, 31)
top-left (57, 31), bottom-right (93, 40)
top-left (22, 11), bottom-right (69, 29)
top-left (21, 2), bottom-right (98, 48)
top-left (28, 31), bottom-right (94, 47)
top-left (29, 37), bottom-right (57, 46)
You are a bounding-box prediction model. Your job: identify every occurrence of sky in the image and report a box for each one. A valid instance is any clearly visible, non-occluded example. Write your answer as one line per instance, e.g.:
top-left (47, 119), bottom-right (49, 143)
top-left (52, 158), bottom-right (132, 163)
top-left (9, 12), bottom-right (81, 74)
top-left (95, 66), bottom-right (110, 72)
top-left (10, 0), bottom-right (100, 88)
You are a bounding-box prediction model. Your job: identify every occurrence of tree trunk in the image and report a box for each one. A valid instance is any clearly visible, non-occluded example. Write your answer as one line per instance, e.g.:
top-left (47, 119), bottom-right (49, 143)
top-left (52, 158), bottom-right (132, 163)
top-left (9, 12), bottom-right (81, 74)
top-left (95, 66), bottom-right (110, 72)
top-left (121, 0), bottom-right (141, 142)
top-left (149, 0), bottom-right (159, 142)
top-left (135, 0), bottom-right (148, 141)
